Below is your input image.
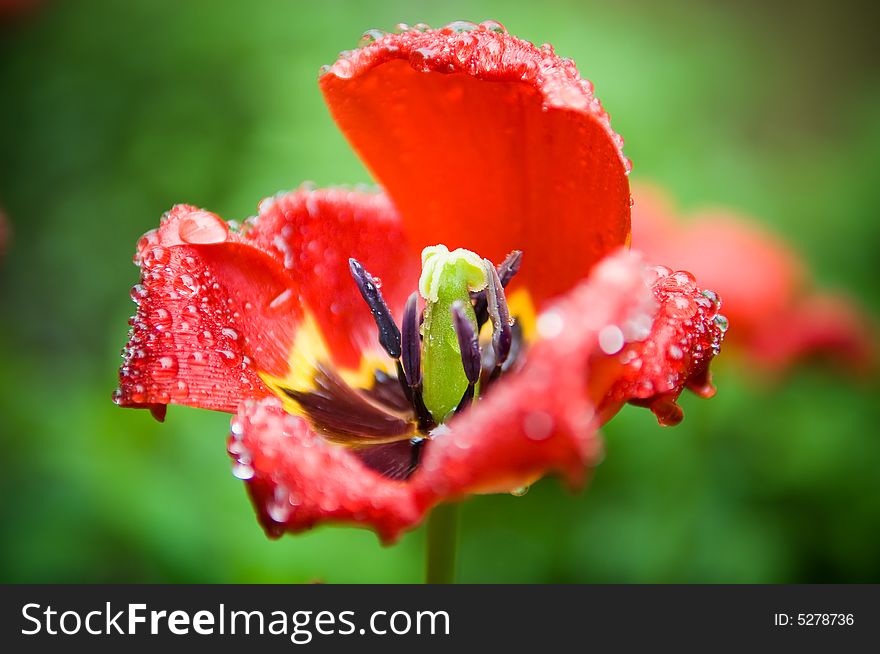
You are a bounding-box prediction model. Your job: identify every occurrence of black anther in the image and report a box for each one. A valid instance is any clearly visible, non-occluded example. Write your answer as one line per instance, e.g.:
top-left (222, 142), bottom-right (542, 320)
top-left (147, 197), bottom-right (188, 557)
top-left (412, 389), bottom-right (436, 433)
top-left (484, 259), bottom-right (512, 369)
top-left (454, 383), bottom-right (475, 415)
top-left (451, 301), bottom-right (481, 384)
top-left (349, 258), bottom-right (401, 359)
top-left (497, 250), bottom-right (523, 287)
top-left (473, 250), bottom-right (523, 328)
top-left (401, 292), bottom-right (421, 388)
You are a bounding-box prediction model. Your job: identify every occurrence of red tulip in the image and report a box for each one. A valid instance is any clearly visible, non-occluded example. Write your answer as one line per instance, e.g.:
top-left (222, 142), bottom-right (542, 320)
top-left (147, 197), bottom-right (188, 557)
top-left (632, 183), bottom-right (874, 374)
top-left (114, 23), bottom-right (727, 544)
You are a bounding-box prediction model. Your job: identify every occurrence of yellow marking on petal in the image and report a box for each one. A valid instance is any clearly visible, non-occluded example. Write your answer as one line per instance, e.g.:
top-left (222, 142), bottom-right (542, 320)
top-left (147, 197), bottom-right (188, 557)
top-left (259, 310), bottom-right (395, 417)
top-left (339, 350), bottom-right (395, 389)
top-left (506, 289), bottom-right (537, 343)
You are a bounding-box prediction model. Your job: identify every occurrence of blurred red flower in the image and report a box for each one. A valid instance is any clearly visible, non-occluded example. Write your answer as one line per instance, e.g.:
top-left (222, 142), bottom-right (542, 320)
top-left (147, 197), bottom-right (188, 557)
top-left (632, 183), bottom-right (874, 374)
top-left (114, 23), bottom-right (726, 543)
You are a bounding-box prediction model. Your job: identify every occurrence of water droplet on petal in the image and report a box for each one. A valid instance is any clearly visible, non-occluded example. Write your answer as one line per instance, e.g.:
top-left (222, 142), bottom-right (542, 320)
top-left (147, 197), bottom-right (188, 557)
top-left (174, 273), bottom-right (200, 297)
top-left (510, 486), bottom-right (530, 497)
top-left (713, 314), bottom-right (729, 333)
top-left (151, 308), bottom-right (173, 331)
top-left (536, 311), bottom-right (564, 339)
top-left (232, 463), bottom-right (254, 480)
top-left (154, 355), bottom-right (179, 379)
top-left (523, 411), bottom-right (554, 441)
top-left (446, 20), bottom-right (478, 33)
top-left (358, 28), bottom-right (385, 48)
top-left (179, 211), bottom-right (228, 244)
top-left (221, 327), bottom-right (239, 341)
top-left (598, 325), bottom-right (625, 355)
top-left (142, 246), bottom-right (169, 270)
top-left (479, 19), bottom-right (506, 33)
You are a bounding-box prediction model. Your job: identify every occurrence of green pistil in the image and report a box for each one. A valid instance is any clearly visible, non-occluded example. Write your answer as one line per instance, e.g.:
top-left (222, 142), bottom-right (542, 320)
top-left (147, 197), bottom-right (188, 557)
top-left (419, 245), bottom-right (488, 423)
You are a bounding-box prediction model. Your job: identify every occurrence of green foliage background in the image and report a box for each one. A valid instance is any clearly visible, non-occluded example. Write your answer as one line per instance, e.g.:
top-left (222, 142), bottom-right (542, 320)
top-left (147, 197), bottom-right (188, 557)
top-left (1, 0), bottom-right (878, 582)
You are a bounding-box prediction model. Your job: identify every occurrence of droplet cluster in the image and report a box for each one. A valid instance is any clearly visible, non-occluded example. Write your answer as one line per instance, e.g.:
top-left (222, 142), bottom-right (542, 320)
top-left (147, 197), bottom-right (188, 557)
top-left (114, 206), bottom-right (271, 413)
top-left (318, 20), bottom-right (630, 174)
top-left (604, 264), bottom-right (728, 424)
top-left (228, 398), bottom-right (423, 544)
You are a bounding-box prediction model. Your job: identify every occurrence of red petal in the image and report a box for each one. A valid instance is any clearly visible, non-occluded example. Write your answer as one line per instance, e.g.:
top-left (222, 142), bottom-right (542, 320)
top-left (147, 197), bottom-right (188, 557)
top-left (632, 184), bottom-right (802, 335)
top-left (240, 188), bottom-right (416, 368)
top-left (320, 24), bottom-right (631, 307)
top-left (115, 188), bottom-right (413, 414)
top-left (632, 183), bottom-right (873, 372)
top-left (409, 250), bottom-right (656, 500)
top-left (599, 264), bottom-right (727, 426)
top-left (231, 398), bottom-right (425, 545)
top-left (748, 293), bottom-right (875, 374)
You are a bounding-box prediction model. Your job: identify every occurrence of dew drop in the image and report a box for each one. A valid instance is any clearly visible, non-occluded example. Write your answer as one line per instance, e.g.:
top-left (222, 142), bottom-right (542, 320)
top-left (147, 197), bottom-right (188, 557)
top-left (523, 411), bottom-right (554, 441)
top-left (151, 308), bottom-right (172, 331)
top-left (171, 379), bottom-right (189, 400)
top-left (221, 327), bottom-right (239, 341)
top-left (358, 28), bottom-right (385, 48)
top-left (479, 19), bottom-right (507, 33)
top-left (510, 486), bottom-right (530, 497)
top-left (197, 330), bottom-right (215, 347)
top-left (231, 463), bottom-right (254, 480)
top-left (179, 211), bottom-right (228, 244)
top-left (713, 314), bottom-right (729, 333)
top-left (598, 325), bottom-right (625, 355)
top-left (129, 284), bottom-right (147, 304)
top-left (536, 311), bottom-right (564, 339)
top-left (446, 20), bottom-right (478, 33)
top-left (218, 348), bottom-right (242, 367)
top-left (267, 288), bottom-right (295, 313)
top-left (154, 355), bottom-right (179, 379)
top-left (174, 273), bottom-right (200, 298)
top-left (142, 246), bottom-right (169, 270)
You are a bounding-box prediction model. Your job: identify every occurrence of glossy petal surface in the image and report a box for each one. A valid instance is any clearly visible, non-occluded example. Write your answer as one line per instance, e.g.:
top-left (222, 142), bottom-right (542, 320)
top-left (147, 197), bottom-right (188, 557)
top-left (321, 26), bottom-right (631, 306)
top-left (115, 189), bottom-right (414, 414)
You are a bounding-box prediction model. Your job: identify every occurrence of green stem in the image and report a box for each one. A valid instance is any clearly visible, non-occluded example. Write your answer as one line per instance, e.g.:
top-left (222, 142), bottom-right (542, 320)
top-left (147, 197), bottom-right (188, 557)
top-left (425, 502), bottom-right (460, 584)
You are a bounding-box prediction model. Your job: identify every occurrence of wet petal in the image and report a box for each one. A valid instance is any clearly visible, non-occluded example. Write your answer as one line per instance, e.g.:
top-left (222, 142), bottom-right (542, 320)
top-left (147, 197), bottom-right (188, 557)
top-left (320, 25), bottom-right (631, 307)
top-left (115, 188), bottom-right (415, 414)
top-left (598, 263), bottom-right (727, 426)
top-left (230, 398), bottom-right (425, 544)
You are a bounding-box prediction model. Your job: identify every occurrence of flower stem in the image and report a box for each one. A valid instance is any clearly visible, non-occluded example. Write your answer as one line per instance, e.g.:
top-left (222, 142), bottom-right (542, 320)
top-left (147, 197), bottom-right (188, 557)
top-left (425, 502), bottom-right (460, 584)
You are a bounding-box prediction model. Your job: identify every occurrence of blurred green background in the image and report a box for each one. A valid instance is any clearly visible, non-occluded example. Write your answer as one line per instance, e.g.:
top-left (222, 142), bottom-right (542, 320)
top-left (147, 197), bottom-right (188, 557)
top-left (1, 0), bottom-right (878, 583)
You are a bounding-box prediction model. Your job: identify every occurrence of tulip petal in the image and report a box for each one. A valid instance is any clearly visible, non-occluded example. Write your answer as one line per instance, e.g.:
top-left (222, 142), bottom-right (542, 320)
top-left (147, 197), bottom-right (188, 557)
top-left (632, 183), bottom-right (874, 373)
top-left (320, 25), bottom-right (631, 307)
top-left (115, 188), bottom-right (415, 414)
top-left (230, 398), bottom-right (425, 545)
top-left (599, 263), bottom-right (728, 426)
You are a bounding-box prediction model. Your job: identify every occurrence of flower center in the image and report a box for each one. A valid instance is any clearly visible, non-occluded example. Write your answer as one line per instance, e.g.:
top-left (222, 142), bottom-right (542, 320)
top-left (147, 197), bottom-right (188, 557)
top-left (277, 244), bottom-right (522, 480)
top-left (418, 245), bottom-right (488, 422)
top-left (349, 244), bottom-right (521, 431)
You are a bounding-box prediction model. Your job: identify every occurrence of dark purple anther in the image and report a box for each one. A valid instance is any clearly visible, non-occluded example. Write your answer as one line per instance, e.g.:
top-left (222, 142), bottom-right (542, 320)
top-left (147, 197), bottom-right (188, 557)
top-left (401, 292), bottom-right (421, 388)
top-left (497, 250), bottom-right (523, 287)
top-left (451, 301), bottom-right (481, 384)
top-left (349, 258), bottom-right (401, 359)
top-left (484, 259), bottom-right (512, 369)
top-left (473, 250), bottom-right (522, 328)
